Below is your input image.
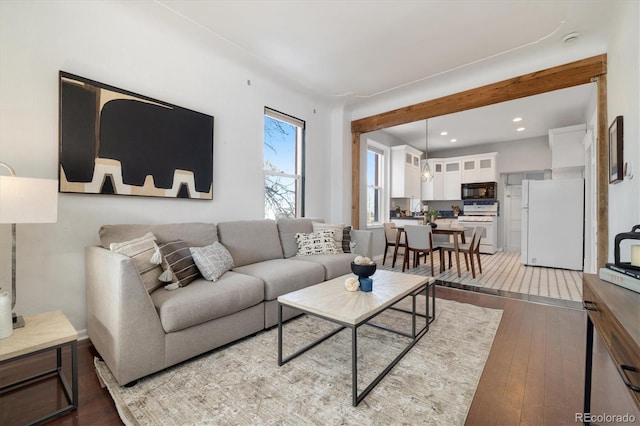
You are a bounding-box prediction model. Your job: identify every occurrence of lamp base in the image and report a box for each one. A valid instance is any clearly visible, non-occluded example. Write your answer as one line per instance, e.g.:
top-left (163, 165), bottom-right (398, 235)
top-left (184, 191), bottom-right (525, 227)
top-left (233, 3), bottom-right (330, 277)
top-left (12, 312), bottom-right (25, 329)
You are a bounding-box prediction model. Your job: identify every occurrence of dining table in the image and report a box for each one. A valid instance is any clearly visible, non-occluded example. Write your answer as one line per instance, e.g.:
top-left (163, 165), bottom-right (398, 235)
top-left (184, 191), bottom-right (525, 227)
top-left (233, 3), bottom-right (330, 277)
top-left (391, 224), bottom-right (471, 277)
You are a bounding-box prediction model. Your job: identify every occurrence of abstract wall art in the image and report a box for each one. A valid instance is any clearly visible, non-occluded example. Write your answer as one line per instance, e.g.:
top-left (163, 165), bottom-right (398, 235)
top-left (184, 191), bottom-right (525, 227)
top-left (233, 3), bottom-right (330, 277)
top-left (59, 71), bottom-right (214, 199)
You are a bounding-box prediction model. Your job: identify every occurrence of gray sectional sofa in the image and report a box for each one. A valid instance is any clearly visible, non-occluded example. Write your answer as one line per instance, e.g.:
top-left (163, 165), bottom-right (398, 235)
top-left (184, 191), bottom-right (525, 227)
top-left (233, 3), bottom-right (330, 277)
top-left (86, 218), bottom-right (372, 385)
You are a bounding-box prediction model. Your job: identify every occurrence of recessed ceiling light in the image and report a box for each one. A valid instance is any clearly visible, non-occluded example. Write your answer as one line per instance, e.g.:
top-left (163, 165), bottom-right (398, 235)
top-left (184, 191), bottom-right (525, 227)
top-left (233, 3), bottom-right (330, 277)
top-left (517, 127), bottom-right (525, 132)
top-left (450, 138), bottom-right (457, 143)
top-left (513, 117), bottom-right (522, 122)
top-left (440, 131), bottom-right (448, 136)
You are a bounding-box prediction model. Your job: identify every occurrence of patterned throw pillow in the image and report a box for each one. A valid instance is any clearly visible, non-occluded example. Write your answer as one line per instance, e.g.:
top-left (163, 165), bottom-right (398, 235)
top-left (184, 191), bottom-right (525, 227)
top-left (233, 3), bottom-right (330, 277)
top-left (312, 222), bottom-right (344, 254)
top-left (295, 230), bottom-right (337, 256)
top-left (342, 226), bottom-right (352, 253)
top-left (157, 240), bottom-right (201, 290)
top-left (109, 232), bottom-right (163, 293)
top-left (190, 241), bottom-right (234, 282)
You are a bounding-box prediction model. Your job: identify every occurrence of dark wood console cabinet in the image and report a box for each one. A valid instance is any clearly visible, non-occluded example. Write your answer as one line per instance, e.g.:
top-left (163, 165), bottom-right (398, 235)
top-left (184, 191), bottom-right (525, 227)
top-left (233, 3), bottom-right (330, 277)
top-left (583, 273), bottom-right (640, 423)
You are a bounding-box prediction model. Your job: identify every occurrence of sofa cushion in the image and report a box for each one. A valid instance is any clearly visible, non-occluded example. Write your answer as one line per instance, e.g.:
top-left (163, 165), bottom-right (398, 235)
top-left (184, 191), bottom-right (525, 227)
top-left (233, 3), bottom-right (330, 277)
top-left (99, 223), bottom-right (217, 249)
top-left (233, 259), bottom-right (325, 301)
top-left (190, 242), bottom-right (234, 282)
top-left (158, 240), bottom-right (201, 288)
top-left (217, 220), bottom-right (283, 267)
top-left (150, 272), bottom-right (264, 333)
top-left (277, 217), bottom-right (324, 258)
top-left (290, 253), bottom-right (359, 280)
top-left (109, 232), bottom-right (164, 293)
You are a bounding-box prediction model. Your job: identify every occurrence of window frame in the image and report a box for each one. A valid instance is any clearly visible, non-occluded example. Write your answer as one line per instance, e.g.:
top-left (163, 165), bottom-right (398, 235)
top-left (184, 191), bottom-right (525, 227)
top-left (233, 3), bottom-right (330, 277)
top-left (263, 107), bottom-right (305, 219)
top-left (366, 140), bottom-right (389, 227)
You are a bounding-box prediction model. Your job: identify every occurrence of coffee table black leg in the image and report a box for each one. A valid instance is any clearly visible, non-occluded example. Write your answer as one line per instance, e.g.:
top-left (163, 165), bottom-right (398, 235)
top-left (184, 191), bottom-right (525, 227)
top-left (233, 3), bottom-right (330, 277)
top-left (352, 326), bottom-right (358, 407)
top-left (429, 282), bottom-right (436, 325)
top-left (412, 295), bottom-right (417, 337)
top-left (277, 303), bottom-right (283, 366)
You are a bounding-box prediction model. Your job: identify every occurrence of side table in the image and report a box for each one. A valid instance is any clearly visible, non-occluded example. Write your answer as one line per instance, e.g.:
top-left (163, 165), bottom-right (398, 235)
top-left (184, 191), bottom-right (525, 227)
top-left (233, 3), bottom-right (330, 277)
top-left (0, 310), bottom-right (78, 425)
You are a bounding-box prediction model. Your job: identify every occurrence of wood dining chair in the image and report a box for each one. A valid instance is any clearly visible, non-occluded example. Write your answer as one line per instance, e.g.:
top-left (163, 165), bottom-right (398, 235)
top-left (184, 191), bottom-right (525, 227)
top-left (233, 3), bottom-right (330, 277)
top-left (439, 227), bottom-right (480, 278)
top-left (403, 224), bottom-right (442, 276)
top-left (472, 226), bottom-right (484, 274)
top-left (383, 222), bottom-right (405, 267)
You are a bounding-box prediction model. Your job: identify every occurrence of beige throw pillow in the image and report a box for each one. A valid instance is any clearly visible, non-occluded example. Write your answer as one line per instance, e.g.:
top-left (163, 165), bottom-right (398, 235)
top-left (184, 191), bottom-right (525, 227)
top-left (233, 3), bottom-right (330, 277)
top-left (109, 232), bottom-right (164, 293)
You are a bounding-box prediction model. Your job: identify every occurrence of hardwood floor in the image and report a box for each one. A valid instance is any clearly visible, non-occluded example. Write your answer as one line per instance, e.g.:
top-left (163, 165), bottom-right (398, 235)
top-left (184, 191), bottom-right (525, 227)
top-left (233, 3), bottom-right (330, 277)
top-left (1, 287), bottom-right (637, 425)
top-left (380, 251), bottom-right (583, 306)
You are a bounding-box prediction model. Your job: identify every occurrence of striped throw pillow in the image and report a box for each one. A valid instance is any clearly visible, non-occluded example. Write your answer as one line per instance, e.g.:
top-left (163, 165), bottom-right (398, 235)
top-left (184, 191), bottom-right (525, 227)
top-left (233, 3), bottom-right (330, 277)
top-left (157, 240), bottom-right (201, 289)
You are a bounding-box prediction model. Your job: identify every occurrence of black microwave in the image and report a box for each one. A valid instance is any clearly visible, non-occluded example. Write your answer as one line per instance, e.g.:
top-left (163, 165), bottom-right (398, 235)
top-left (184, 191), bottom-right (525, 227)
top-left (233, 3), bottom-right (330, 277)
top-left (461, 182), bottom-right (497, 200)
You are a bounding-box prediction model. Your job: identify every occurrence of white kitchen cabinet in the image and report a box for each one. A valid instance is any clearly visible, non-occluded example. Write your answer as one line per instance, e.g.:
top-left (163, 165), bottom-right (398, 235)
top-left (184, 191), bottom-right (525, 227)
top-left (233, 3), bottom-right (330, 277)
top-left (549, 124), bottom-right (586, 177)
top-left (461, 159), bottom-right (477, 183)
top-left (443, 160), bottom-right (461, 200)
top-left (391, 145), bottom-right (423, 198)
top-left (421, 159), bottom-right (444, 200)
top-left (461, 153), bottom-right (498, 183)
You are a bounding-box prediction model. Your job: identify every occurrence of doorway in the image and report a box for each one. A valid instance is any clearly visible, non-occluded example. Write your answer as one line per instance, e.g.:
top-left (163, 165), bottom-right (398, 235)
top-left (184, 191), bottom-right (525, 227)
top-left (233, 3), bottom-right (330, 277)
top-left (351, 55), bottom-right (608, 267)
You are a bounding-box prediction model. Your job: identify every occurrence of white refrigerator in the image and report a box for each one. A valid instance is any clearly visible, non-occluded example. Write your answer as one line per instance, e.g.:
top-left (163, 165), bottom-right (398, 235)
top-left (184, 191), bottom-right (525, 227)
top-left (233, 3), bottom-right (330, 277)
top-left (521, 179), bottom-right (584, 270)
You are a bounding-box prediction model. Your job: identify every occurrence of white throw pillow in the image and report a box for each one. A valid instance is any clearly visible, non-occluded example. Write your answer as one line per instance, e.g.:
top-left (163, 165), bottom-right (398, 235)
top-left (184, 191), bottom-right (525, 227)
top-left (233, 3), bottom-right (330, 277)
top-left (190, 242), bottom-right (234, 282)
top-left (312, 222), bottom-right (344, 254)
top-left (295, 230), bottom-right (337, 256)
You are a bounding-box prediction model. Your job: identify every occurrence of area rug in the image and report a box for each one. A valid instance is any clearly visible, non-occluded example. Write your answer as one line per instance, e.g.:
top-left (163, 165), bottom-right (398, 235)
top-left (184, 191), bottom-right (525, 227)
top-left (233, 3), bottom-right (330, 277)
top-left (95, 297), bottom-right (502, 425)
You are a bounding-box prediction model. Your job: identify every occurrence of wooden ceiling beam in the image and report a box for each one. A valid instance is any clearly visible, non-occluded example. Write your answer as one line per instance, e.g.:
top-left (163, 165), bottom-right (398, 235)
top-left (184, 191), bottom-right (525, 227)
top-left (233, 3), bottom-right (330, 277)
top-left (351, 54), bottom-right (607, 135)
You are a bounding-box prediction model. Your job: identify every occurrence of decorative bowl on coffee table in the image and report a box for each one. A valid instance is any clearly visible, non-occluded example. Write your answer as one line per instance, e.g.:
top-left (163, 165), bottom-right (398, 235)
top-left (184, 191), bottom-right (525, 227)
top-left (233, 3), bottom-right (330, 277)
top-left (351, 262), bottom-right (377, 279)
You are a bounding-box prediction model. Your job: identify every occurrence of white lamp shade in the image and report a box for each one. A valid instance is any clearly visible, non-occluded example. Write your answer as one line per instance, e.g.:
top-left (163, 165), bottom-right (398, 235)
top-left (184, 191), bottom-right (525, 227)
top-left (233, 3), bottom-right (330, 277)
top-left (0, 176), bottom-right (58, 224)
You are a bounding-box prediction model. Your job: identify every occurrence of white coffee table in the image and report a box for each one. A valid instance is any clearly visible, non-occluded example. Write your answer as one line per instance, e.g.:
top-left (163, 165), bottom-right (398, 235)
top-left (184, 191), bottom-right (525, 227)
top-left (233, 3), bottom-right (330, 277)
top-left (277, 269), bottom-right (436, 406)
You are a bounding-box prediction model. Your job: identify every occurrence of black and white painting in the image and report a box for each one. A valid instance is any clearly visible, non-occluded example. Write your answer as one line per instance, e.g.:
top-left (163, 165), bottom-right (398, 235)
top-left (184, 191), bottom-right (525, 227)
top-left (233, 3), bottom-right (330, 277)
top-left (59, 71), bottom-right (214, 199)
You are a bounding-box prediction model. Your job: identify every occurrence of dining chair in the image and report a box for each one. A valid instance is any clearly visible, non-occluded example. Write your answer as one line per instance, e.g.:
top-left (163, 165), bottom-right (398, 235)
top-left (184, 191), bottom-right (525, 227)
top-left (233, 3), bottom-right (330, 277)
top-left (439, 227), bottom-right (479, 278)
top-left (403, 224), bottom-right (442, 276)
top-left (431, 232), bottom-right (449, 269)
top-left (383, 222), bottom-right (405, 267)
top-left (473, 226), bottom-right (484, 274)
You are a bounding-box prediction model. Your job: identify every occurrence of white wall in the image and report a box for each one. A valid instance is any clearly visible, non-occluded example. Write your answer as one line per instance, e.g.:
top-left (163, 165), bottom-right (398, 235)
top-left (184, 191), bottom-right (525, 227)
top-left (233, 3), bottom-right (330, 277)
top-left (0, 1), bottom-right (334, 334)
top-left (606, 0), bottom-right (640, 263)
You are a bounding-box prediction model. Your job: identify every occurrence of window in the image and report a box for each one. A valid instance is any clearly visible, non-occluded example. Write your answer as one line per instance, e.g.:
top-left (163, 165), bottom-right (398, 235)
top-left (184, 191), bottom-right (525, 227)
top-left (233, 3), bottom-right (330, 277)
top-left (366, 143), bottom-right (386, 226)
top-left (263, 108), bottom-right (305, 219)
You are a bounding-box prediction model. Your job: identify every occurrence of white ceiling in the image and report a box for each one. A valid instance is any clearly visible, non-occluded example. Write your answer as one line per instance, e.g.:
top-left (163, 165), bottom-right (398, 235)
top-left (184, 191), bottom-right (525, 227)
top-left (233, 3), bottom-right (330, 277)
top-left (152, 0), bottom-right (615, 148)
top-left (379, 82), bottom-right (596, 152)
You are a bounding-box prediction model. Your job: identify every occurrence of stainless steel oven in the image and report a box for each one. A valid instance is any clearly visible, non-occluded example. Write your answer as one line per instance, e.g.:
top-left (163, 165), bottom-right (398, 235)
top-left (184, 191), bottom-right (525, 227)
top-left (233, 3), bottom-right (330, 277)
top-left (461, 181), bottom-right (497, 200)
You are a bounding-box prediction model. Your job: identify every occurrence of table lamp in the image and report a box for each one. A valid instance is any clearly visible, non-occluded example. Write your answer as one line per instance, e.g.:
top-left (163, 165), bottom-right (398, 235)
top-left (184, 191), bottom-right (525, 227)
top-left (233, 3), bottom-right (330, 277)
top-left (0, 162), bottom-right (58, 328)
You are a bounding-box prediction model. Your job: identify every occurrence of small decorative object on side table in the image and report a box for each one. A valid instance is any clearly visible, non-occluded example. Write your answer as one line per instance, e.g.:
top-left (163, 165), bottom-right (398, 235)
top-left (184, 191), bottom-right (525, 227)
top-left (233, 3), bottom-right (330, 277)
top-left (0, 310), bottom-right (78, 425)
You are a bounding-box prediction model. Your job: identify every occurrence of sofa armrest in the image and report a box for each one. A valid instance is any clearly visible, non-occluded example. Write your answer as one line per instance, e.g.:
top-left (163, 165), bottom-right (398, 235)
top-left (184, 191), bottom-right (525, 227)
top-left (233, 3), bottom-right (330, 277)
top-left (351, 229), bottom-right (373, 259)
top-left (85, 246), bottom-right (165, 385)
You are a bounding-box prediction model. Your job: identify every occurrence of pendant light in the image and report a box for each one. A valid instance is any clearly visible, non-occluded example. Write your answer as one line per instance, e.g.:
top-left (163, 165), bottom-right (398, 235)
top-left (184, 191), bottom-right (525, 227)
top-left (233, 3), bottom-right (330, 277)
top-left (421, 119), bottom-right (433, 182)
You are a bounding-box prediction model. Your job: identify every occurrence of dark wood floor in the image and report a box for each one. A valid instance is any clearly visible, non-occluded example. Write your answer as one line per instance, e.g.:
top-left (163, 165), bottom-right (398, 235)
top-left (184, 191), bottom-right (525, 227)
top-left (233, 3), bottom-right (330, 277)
top-left (1, 286), bottom-right (638, 425)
